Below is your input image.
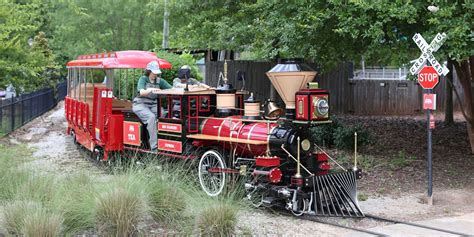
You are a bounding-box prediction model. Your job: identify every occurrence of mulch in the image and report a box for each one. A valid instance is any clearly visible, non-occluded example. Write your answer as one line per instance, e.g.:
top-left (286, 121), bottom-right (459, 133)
top-left (333, 115), bottom-right (473, 197)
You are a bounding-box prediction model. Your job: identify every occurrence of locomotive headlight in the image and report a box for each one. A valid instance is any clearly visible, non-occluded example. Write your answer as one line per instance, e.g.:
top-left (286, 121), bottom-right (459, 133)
top-left (317, 99), bottom-right (329, 115)
top-left (313, 97), bottom-right (329, 118)
top-left (301, 139), bottom-right (311, 151)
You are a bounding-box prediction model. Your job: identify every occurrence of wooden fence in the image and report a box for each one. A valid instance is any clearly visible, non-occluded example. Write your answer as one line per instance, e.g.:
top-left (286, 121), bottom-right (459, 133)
top-left (205, 61), bottom-right (462, 116)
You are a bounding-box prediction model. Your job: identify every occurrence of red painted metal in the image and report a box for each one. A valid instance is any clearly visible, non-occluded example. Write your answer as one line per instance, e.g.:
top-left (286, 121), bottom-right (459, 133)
top-left (291, 176), bottom-right (304, 185)
top-left (66, 51), bottom-right (172, 69)
top-left (316, 153), bottom-right (328, 161)
top-left (418, 66), bottom-right (439, 89)
top-left (295, 94), bottom-right (308, 120)
top-left (200, 116), bottom-right (277, 156)
top-left (316, 152), bottom-right (330, 175)
top-left (158, 139), bottom-right (182, 153)
top-left (106, 114), bottom-right (124, 152)
top-left (252, 168), bottom-right (282, 183)
top-left (123, 121), bottom-right (141, 146)
top-left (268, 168), bottom-right (282, 183)
top-left (236, 94), bottom-right (244, 115)
top-left (158, 122), bottom-right (182, 133)
top-left (208, 168), bottom-right (240, 173)
top-left (255, 156), bottom-right (280, 167)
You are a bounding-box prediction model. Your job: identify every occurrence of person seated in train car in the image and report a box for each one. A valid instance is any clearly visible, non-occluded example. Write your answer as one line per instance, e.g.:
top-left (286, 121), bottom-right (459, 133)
top-left (171, 65), bottom-right (210, 118)
top-left (172, 65), bottom-right (211, 89)
top-left (132, 61), bottom-right (172, 152)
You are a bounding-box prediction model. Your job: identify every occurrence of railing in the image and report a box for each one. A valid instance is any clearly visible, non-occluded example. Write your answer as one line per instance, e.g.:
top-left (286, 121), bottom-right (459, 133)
top-left (352, 67), bottom-right (408, 80)
top-left (0, 81), bottom-right (67, 136)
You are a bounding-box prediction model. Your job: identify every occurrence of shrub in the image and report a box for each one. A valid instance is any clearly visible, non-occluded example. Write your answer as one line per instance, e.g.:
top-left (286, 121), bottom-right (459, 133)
top-left (310, 117), bottom-right (341, 147)
top-left (154, 50), bottom-right (203, 83)
top-left (95, 187), bottom-right (144, 237)
top-left (22, 207), bottom-right (63, 237)
top-left (333, 124), bottom-right (371, 150)
top-left (197, 203), bottom-right (237, 236)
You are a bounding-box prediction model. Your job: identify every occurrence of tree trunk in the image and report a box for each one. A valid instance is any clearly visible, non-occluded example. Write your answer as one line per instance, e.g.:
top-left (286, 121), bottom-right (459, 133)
top-left (454, 56), bottom-right (474, 153)
top-left (444, 60), bottom-right (454, 125)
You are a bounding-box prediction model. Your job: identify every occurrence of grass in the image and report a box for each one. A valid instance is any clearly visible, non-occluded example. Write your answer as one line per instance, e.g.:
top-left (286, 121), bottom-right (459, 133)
top-left (388, 151), bottom-right (417, 170)
top-left (95, 187), bottom-right (144, 237)
top-left (197, 202), bottom-right (238, 236)
top-left (0, 144), bottom-right (245, 236)
top-left (357, 192), bottom-right (368, 201)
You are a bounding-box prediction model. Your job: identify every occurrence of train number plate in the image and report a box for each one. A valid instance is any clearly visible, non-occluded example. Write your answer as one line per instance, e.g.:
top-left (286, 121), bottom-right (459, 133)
top-left (123, 121), bottom-right (141, 146)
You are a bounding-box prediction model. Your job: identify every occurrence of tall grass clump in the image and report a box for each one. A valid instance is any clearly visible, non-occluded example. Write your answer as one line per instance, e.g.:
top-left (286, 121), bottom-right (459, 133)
top-left (15, 173), bottom-right (56, 203)
top-left (3, 201), bottom-right (63, 236)
top-left (22, 206), bottom-right (63, 237)
top-left (95, 187), bottom-right (144, 236)
top-left (149, 185), bottom-right (187, 226)
top-left (3, 201), bottom-right (42, 235)
top-left (196, 202), bottom-right (237, 236)
top-left (54, 172), bottom-right (97, 234)
top-left (94, 171), bottom-right (149, 236)
top-left (0, 144), bottom-right (31, 201)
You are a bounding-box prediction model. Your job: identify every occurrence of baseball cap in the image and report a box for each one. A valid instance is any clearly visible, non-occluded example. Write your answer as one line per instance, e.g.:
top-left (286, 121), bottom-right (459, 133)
top-left (146, 61), bottom-right (161, 74)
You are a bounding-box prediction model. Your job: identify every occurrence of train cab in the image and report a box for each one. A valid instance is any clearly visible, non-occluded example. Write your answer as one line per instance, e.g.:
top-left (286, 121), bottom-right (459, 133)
top-left (122, 88), bottom-right (216, 158)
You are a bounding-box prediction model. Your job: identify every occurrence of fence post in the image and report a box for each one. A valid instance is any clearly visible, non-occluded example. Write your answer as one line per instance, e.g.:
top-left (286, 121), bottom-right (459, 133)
top-left (11, 100), bottom-right (15, 131)
top-left (21, 96), bottom-right (24, 125)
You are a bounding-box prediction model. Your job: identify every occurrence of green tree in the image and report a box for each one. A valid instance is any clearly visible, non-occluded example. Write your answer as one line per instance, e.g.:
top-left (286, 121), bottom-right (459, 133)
top-left (169, 0), bottom-right (474, 152)
top-left (0, 1), bottom-right (58, 93)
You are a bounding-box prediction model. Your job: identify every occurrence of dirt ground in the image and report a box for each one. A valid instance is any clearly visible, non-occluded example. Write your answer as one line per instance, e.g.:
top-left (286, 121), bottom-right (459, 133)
top-left (1, 102), bottom-right (473, 236)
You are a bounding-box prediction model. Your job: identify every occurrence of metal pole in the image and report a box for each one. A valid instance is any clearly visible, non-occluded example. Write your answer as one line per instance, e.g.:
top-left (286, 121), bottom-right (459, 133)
top-left (427, 88), bottom-right (433, 205)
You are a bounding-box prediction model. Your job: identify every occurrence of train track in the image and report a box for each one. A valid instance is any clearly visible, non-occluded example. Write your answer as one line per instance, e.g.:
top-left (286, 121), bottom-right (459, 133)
top-left (296, 213), bottom-right (471, 236)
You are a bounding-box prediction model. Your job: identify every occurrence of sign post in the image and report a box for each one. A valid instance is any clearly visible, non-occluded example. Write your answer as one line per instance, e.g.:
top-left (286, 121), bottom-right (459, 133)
top-left (410, 32), bottom-right (449, 205)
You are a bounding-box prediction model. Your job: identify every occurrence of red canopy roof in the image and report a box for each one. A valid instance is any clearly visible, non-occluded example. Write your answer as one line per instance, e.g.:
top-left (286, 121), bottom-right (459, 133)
top-left (66, 50), bottom-right (172, 69)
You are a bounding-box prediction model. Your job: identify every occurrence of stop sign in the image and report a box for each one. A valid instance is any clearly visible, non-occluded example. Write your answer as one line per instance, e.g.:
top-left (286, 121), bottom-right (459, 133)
top-left (418, 66), bottom-right (439, 89)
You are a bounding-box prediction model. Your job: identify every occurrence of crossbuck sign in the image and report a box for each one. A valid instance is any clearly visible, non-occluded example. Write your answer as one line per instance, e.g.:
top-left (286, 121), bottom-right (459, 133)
top-left (410, 33), bottom-right (450, 76)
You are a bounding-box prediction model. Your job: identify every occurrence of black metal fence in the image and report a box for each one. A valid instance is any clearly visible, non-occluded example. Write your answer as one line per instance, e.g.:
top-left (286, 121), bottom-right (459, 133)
top-left (0, 81), bottom-right (67, 136)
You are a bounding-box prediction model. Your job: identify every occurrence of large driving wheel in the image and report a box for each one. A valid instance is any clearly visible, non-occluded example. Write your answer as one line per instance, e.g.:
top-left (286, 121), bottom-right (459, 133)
top-left (198, 150), bottom-right (226, 197)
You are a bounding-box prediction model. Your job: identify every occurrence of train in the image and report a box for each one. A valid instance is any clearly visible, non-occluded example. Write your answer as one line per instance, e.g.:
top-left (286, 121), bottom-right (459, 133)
top-left (65, 51), bottom-right (363, 217)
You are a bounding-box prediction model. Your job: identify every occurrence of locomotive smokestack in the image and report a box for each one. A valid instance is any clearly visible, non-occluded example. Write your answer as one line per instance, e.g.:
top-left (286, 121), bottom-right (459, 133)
top-left (266, 59), bottom-right (317, 120)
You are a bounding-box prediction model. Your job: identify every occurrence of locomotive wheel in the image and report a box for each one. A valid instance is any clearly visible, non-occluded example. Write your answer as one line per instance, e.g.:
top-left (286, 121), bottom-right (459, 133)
top-left (198, 150), bottom-right (226, 197)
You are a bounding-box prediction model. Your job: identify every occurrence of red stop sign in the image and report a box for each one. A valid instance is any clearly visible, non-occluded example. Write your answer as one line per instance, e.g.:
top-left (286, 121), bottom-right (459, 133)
top-left (418, 66), bottom-right (439, 89)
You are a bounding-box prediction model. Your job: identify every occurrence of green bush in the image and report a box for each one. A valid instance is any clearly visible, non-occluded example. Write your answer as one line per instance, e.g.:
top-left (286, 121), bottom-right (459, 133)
top-left (154, 50), bottom-right (203, 83)
top-left (333, 124), bottom-right (372, 150)
top-left (310, 117), bottom-right (341, 147)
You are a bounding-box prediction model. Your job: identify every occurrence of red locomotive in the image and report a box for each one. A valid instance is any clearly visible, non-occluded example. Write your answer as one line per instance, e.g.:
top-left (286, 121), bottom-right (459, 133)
top-left (65, 51), bottom-right (363, 217)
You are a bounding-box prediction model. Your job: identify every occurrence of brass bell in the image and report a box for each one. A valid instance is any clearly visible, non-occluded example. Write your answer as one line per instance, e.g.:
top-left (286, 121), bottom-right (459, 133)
top-left (263, 100), bottom-right (283, 120)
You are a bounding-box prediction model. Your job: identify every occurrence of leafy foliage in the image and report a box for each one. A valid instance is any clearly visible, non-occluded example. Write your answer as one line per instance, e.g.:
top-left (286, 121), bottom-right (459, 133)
top-left (311, 118), bottom-right (371, 150)
top-left (333, 124), bottom-right (372, 150)
top-left (0, 1), bottom-right (59, 93)
top-left (154, 50), bottom-right (203, 82)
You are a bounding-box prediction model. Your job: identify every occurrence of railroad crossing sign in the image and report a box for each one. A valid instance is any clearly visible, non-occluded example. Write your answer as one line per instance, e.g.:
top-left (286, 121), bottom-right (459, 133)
top-left (410, 33), bottom-right (449, 76)
top-left (418, 66), bottom-right (439, 89)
